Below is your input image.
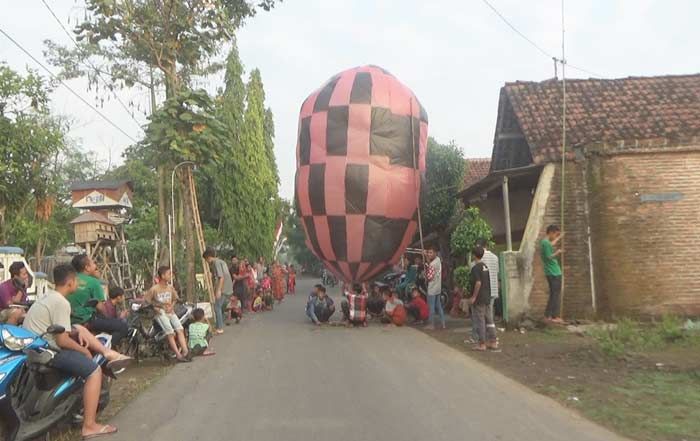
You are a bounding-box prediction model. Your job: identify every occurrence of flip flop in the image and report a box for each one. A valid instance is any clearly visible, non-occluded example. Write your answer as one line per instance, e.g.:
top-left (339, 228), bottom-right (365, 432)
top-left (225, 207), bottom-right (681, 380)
top-left (202, 350), bottom-right (216, 356)
top-left (82, 424), bottom-right (118, 439)
top-left (106, 356), bottom-right (133, 372)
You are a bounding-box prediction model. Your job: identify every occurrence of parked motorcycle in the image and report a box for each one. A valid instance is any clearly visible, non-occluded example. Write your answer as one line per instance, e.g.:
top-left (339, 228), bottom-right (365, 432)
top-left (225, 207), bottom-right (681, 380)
top-left (0, 324), bottom-right (117, 441)
top-left (320, 269), bottom-right (337, 288)
top-left (124, 301), bottom-right (194, 362)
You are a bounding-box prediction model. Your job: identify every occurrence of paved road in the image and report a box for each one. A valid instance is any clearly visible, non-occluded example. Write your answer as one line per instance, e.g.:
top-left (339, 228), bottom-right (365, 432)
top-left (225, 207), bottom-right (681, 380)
top-left (109, 278), bottom-right (626, 441)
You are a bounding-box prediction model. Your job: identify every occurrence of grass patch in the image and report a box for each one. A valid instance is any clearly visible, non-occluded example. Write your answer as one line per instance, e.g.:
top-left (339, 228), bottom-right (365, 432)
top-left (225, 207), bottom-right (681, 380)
top-left (573, 371), bottom-right (700, 441)
top-left (589, 316), bottom-right (695, 358)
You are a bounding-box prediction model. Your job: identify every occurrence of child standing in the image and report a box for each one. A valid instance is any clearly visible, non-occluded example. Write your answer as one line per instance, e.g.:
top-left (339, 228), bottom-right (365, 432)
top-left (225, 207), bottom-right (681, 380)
top-left (188, 308), bottom-right (215, 356)
top-left (287, 264), bottom-right (297, 294)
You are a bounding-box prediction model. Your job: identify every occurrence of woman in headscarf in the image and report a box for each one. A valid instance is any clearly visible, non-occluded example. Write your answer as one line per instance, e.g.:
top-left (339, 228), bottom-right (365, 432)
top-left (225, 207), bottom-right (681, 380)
top-left (271, 261), bottom-right (286, 303)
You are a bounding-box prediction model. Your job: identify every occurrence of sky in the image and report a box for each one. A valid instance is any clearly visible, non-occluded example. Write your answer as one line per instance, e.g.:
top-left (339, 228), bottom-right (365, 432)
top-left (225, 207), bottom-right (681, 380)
top-left (2, 0), bottom-right (699, 199)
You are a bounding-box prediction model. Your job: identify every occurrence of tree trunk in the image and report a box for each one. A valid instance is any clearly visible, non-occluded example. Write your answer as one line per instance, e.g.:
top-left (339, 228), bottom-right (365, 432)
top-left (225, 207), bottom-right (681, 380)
top-left (438, 228), bottom-right (453, 291)
top-left (178, 170), bottom-right (196, 303)
top-left (157, 165), bottom-right (169, 264)
top-left (0, 206), bottom-right (5, 244)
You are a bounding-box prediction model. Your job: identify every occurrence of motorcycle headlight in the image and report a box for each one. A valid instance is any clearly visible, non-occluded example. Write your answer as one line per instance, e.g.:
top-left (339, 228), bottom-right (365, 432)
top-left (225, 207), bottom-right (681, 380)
top-left (1, 328), bottom-right (35, 351)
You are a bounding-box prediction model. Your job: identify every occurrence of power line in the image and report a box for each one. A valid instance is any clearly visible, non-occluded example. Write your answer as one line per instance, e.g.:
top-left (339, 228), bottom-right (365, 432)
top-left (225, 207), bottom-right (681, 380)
top-left (480, 0), bottom-right (604, 78)
top-left (0, 26), bottom-right (139, 143)
top-left (40, 0), bottom-right (144, 130)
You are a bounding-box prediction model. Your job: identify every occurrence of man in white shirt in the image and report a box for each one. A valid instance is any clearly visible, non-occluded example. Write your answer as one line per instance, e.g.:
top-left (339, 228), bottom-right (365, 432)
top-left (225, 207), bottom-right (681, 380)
top-left (425, 245), bottom-right (446, 330)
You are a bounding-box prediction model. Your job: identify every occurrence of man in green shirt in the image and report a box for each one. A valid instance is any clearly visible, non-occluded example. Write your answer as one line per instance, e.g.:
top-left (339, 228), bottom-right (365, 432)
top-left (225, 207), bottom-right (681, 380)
top-left (541, 224), bottom-right (564, 323)
top-left (69, 255), bottom-right (129, 345)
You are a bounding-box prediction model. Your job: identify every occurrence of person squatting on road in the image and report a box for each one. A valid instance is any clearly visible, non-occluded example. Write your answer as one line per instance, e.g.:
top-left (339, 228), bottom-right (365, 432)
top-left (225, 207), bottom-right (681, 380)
top-left (366, 282), bottom-right (385, 318)
top-left (23, 264), bottom-right (132, 439)
top-left (406, 287), bottom-right (429, 324)
top-left (68, 255), bottom-right (129, 347)
top-left (341, 283), bottom-right (368, 327)
top-left (0, 261), bottom-right (29, 324)
top-left (541, 224), bottom-right (564, 324)
top-left (306, 284), bottom-right (335, 325)
top-left (188, 308), bottom-right (215, 357)
top-left (381, 287), bottom-right (407, 326)
top-left (145, 266), bottom-right (191, 362)
top-left (468, 246), bottom-right (499, 352)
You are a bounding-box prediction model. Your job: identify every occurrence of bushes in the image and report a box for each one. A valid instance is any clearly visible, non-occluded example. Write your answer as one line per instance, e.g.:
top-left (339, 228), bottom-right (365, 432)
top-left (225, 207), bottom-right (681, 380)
top-left (589, 315), bottom-right (690, 357)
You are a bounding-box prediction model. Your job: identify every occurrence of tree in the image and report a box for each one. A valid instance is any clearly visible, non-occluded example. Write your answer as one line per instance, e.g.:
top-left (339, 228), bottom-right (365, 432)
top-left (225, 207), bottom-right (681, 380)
top-left (421, 137), bottom-right (465, 287)
top-left (214, 65), bottom-right (279, 259)
top-left (143, 88), bottom-right (226, 299)
top-left (450, 207), bottom-right (494, 259)
top-left (45, 0), bottom-right (281, 274)
top-left (284, 201), bottom-right (320, 271)
top-left (0, 63), bottom-right (69, 251)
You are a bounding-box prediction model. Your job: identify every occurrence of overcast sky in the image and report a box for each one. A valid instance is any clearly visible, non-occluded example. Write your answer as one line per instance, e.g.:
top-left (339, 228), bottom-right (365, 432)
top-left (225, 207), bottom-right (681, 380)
top-left (2, 0), bottom-right (698, 199)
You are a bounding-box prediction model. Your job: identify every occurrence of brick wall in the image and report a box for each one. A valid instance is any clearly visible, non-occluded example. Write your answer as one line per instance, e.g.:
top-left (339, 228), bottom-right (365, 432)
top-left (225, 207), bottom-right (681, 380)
top-left (588, 148), bottom-right (700, 317)
top-left (529, 161), bottom-right (595, 319)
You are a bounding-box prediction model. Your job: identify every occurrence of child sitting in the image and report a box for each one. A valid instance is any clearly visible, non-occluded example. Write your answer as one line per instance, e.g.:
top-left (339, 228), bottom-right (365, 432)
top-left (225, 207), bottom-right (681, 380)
top-left (228, 295), bottom-right (242, 323)
top-left (252, 288), bottom-right (264, 312)
top-left (188, 308), bottom-right (215, 356)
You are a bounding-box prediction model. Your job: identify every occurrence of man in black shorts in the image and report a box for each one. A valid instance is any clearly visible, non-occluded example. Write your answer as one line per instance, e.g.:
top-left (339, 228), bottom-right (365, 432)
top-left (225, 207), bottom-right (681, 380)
top-left (23, 264), bottom-right (131, 439)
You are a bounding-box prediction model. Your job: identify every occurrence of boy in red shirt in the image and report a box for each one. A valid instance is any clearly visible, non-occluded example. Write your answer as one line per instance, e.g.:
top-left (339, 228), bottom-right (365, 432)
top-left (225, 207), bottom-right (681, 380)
top-left (406, 287), bottom-right (429, 324)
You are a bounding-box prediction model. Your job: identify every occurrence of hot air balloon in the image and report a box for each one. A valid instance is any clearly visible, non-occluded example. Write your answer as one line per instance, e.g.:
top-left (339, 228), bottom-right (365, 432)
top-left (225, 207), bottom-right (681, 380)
top-left (294, 65), bottom-right (428, 283)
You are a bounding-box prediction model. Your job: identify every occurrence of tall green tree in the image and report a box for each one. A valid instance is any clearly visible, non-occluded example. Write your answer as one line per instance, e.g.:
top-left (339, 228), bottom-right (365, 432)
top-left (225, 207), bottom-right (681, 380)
top-left (219, 68), bottom-right (279, 259)
top-left (421, 137), bottom-right (465, 287)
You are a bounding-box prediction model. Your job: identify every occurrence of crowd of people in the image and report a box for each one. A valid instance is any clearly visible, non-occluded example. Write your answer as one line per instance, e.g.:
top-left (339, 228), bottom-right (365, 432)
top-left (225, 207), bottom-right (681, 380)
top-left (203, 249), bottom-right (298, 334)
top-left (303, 243), bottom-right (506, 352)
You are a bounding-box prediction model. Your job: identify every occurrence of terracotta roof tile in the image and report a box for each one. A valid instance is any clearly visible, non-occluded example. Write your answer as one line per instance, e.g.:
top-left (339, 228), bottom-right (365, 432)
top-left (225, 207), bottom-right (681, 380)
top-left (70, 212), bottom-right (115, 225)
top-left (504, 74), bottom-right (700, 162)
top-left (463, 158), bottom-right (491, 188)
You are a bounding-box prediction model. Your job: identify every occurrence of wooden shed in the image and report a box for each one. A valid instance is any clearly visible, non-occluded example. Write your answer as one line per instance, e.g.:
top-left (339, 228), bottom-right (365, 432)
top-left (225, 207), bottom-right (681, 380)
top-left (70, 212), bottom-right (118, 244)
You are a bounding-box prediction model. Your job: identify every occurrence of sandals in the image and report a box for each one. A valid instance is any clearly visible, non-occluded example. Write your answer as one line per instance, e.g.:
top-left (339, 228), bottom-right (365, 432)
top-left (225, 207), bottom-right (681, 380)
top-left (82, 424), bottom-right (118, 439)
top-left (106, 356), bottom-right (133, 372)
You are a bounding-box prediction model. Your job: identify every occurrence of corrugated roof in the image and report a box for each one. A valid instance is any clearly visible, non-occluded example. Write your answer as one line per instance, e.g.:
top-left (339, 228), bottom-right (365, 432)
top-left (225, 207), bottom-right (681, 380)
top-left (70, 180), bottom-right (133, 191)
top-left (70, 212), bottom-right (115, 225)
top-left (502, 73), bottom-right (700, 163)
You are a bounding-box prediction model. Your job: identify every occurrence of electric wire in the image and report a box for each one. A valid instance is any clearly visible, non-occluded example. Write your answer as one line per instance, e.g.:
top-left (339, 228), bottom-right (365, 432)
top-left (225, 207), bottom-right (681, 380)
top-left (40, 0), bottom-right (144, 130)
top-left (0, 26), bottom-right (139, 143)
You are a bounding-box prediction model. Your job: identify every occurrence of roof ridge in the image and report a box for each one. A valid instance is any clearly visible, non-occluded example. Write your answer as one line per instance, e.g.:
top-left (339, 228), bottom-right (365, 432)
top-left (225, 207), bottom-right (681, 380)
top-left (505, 72), bottom-right (700, 87)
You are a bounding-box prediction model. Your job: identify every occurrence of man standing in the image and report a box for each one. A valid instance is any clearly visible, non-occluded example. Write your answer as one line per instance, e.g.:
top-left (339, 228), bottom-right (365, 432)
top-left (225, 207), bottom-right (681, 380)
top-left (468, 246), bottom-right (499, 351)
top-left (541, 225), bottom-right (564, 323)
top-left (69, 255), bottom-right (128, 346)
top-left (425, 245), bottom-right (446, 330)
top-left (0, 261), bottom-right (29, 324)
top-left (144, 266), bottom-right (190, 362)
top-left (24, 264), bottom-right (131, 439)
top-left (204, 248), bottom-right (234, 334)
top-left (468, 239), bottom-right (500, 344)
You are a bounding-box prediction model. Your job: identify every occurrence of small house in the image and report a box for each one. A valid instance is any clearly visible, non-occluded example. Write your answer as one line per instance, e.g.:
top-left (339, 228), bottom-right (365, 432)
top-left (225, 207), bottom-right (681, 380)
top-left (70, 212), bottom-right (118, 244)
top-left (460, 73), bottom-right (700, 320)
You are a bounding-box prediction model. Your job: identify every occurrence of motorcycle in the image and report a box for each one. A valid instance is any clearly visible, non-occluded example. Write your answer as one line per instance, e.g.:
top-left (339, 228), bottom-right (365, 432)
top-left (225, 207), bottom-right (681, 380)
top-left (124, 301), bottom-right (194, 362)
top-left (320, 270), bottom-right (337, 288)
top-left (0, 324), bottom-right (116, 441)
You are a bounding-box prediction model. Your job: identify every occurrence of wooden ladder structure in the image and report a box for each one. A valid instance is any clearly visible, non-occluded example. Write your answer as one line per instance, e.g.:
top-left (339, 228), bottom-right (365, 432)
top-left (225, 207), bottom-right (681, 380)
top-left (186, 168), bottom-right (215, 305)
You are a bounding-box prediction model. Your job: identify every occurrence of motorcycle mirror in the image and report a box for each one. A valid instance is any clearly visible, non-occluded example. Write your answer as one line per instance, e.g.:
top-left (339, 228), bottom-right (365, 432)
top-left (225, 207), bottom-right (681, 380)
top-left (46, 325), bottom-right (66, 335)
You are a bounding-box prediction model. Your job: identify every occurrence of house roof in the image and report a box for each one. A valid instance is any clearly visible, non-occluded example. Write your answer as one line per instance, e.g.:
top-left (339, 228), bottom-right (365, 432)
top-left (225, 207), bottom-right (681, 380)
top-left (463, 158), bottom-right (491, 188)
top-left (70, 212), bottom-right (115, 225)
top-left (70, 180), bottom-right (134, 192)
top-left (502, 73), bottom-right (700, 163)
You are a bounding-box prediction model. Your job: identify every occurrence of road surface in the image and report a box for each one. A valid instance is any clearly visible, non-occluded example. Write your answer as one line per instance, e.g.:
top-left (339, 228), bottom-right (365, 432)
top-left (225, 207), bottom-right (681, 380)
top-left (109, 278), bottom-right (626, 441)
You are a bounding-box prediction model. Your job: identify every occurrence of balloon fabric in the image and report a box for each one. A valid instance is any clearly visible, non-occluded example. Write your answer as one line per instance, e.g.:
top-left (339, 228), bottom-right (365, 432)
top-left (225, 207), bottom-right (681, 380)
top-left (294, 65), bottom-right (429, 283)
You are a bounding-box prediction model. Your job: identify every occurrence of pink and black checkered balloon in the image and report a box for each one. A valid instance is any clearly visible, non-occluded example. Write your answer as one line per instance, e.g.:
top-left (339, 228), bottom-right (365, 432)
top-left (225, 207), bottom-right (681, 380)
top-left (294, 65), bottom-right (428, 283)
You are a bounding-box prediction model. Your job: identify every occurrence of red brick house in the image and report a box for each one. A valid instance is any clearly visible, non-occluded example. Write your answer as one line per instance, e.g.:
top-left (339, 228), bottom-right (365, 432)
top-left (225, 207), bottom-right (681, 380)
top-left (460, 74), bottom-right (700, 320)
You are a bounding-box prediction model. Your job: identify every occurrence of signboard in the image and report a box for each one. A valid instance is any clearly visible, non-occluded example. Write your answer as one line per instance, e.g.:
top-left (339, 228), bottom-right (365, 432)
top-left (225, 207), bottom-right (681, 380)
top-left (639, 192), bottom-right (683, 203)
top-left (74, 191), bottom-right (132, 209)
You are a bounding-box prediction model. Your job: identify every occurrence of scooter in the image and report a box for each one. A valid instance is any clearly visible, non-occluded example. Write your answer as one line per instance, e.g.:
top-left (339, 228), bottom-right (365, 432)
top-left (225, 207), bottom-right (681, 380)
top-left (124, 301), bottom-right (194, 362)
top-left (0, 323), bottom-right (116, 441)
